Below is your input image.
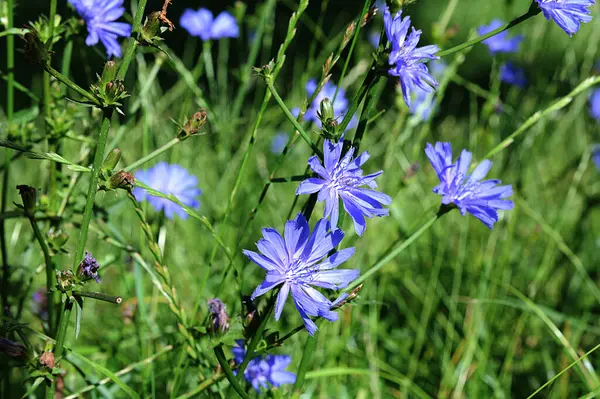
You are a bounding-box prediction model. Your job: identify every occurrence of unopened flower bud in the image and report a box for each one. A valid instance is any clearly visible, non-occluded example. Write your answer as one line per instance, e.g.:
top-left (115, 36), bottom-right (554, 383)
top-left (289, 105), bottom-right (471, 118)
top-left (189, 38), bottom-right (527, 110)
top-left (56, 270), bottom-right (75, 291)
top-left (101, 61), bottom-right (117, 85)
top-left (77, 252), bottom-right (101, 283)
top-left (142, 11), bottom-right (162, 43)
top-left (207, 298), bottom-right (230, 335)
top-left (23, 31), bottom-right (49, 64)
top-left (39, 351), bottom-right (55, 368)
top-left (319, 98), bottom-right (335, 123)
top-left (102, 148), bottom-right (122, 173)
top-left (109, 170), bottom-right (135, 191)
top-left (16, 185), bottom-right (37, 216)
top-left (0, 338), bottom-right (27, 358)
top-left (180, 109), bottom-right (207, 139)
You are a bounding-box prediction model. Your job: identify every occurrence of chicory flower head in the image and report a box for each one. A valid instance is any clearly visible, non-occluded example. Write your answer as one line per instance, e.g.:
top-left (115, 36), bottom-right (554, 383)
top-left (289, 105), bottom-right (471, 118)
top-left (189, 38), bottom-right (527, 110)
top-left (425, 142), bottom-right (514, 229)
top-left (180, 8), bottom-right (239, 40)
top-left (133, 162), bottom-right (202, 220)
top-left (297, 137), bottom-right (391, 236)
top-left (535, 0), bottom-right (595, 36)
top-left (590, 88), bottom-right (600, 120)
top-left (384, 6), bottom-right (440, 108)
top-left (78, 252), bottom-right (101, 283)
top-left (500, 62), bottom-right (527, 88)
top-left (478, 20), bottom-right (524, 54)
top-left (233, 341), bottom-right (297, 391)
top-left (69, 0), bottom-right (132, 58)
top-left (244, 213), bottom-right (359, 335)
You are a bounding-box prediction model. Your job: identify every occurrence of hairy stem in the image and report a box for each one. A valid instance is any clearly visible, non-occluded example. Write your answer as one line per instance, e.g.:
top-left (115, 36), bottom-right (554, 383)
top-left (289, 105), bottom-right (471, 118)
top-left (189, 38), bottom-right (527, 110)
top-left (27, 215), bottom-right (55, 331)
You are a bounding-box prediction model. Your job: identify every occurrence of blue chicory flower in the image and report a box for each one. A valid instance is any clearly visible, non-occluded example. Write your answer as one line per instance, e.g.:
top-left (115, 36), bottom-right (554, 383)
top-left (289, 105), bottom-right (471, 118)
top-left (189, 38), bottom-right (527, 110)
top-left (425, 142), bottom-right (514, 228)
top-left (593, 145), bottom-right (600, 170)
top-left (180, 8), bottom-right (239, 40)
top-left (271, 132), bottom-right (289, 154)
top-left (384, 6), bottom-right (440, 108)
top-left (69, 0), bottom-right (132, 58)
top-left (133, 162), bottom-right (202, 220)
top-left (500, 62), bottom-right (527, 88)
top-left (233, 341), bottom-right (297, 391)
top-left (78, 252), bottom-right (101, 283)
top-left (244, 213), bottom-right (359, 335)
top-left (535, 0), bottom-right (595, 36)
top-left (297, 138), bottom-right (392, 236)
top-left (590, 88), bottom-right (600, 120)
top-left (478, 20), bottom-right (524, 54)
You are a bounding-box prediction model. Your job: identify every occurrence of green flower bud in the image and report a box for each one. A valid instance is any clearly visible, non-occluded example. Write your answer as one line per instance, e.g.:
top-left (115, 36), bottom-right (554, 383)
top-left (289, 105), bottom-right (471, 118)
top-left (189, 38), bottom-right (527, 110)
top-left (102, 148), bottom-right (122, 173)
top-left (319, 98), bottom-right (335, 122)
top-left (16, 185), bottom-right (37, 216)
top-left (56, 269), bottom-right (75, 292)
top-left (180, 109), bottom-right (207, 139)
top-left (101, 60), bottom-right (117, 86)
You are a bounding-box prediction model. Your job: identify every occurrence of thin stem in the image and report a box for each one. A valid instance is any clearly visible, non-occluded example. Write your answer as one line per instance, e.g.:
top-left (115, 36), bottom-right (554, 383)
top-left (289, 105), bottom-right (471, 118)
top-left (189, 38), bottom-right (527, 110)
top-left (44, 64), bottom-right (100, 106)
top-left (293, 333), bottom-right (318, 394)
top-left (214, 345), bottom-right (250, 399)
top-left (202, 41), bottom-right (217, 98)
top-left (45, 0), bottom-right (58, 212)
top-left (0, 0), bottom-right (13, 315)
top-left (436, 5), bottom-right (541, 58)
top-left (174, 374), bottom-right (226, 399)
top-left (72, 291), bottom-right (122, 304)
top-left (237, 296), bottom-right (276, 379)
top-left (117, 0), bottom-right (148, 80)
top-left (265, 80), bottom-right (323, 158)
top-left (122, 137), bottom-right (180, 172)
top-left (270, 174), bottom-right (313, 183)
top-left (345, 211), bottom-right (445, 291)
top-left (53, 298), bottom-right (73, 361)
top-left (27, 216), bottom-right (55, 331)
top-left (73, 110), bottom-right (112, 267)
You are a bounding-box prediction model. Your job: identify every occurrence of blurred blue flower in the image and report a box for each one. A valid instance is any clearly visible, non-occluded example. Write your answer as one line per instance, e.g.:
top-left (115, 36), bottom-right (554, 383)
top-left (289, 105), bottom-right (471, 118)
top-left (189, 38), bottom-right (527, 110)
top-left (69, 0), bottom-right (132, 57)
top-left (590, 88), bottom-right (600, 120)
top-left (535, 0), bottom-right (595, 36)
top-left (478, 20), bottom-right (524, 54)
top-left (304, 79), bottom-right (357, 129)
top-left (244, 213), bottom-right (358, 335)
top-left (384, 6), bottom-right (439, 108)
top-left (500, 62), bottom-right (527, 88)
top-left (368, 31), bottom-right (381, 48)
top-left (297, 138), bottom-right (391, 236)
top-left (409, 60), bottom-right (447, 121)
top-left (425, 142), bottom-right (514, 229)
top-left (180, 8), bottom-right (239, 40)
top-left (233, 341), bottom-right (297, 391)
top-left (271, 132), bottom-right (289, 154)
top-left (133, 162), bottom-right (202, 220)
top-left (593, 145), bottom-right (600, 170)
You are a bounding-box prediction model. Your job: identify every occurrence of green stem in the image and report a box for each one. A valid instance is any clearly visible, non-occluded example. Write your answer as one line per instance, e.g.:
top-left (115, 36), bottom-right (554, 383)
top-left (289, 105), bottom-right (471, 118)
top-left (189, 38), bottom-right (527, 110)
top-left (214, 345), bottom-right (250, 399)
top-left (47, 0), bottom-right (57, 50)
top-left (122, 137), bottom-right (180, 172)
top-left (1, 0), bottom-right (14, 316)
top-left (436, 5), bottom-right (541, 58)
top-left (73, 110), bottom-right (112, 267)
top-left (237, 296), bottom-right (276, 379)
top-left (202, 41), bottom-right (217, 98)
top-left (293, 332), bottom-right (318, 394)
top-left (345, 210), bottom-right (445, 291)
top-left (27, 216), bottom-right (55, 331)
top-left (117, 0), bottom-right (148, 80)
top-left (265, 80), bottom-right (323, 158)
top-left (270, 174), bottom-right (313, 183)
top-left (72, 291), bottom-right (122, 304)
top-left (53, 298), bottom-right (73, 360)
top-left (44, 64), bottom-right (100, 106)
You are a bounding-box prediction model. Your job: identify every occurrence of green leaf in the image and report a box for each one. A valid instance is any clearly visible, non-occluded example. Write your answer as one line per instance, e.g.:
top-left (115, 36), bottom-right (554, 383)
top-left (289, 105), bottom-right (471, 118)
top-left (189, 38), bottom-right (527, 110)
top-left (74, 295), bottom-right (84, 340)
top-left (21, 377), bottom-right (45, 398)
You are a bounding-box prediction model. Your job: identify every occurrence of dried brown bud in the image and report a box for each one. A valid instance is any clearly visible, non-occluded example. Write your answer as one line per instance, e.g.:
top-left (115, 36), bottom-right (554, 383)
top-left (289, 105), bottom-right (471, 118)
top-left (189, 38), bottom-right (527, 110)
top-left (343, 22), bottom-right (357, 48)
top-left (17, 185), bottom-right (37, 216)
top-left (181, 109), bottom-right (207, 138)
top-left (361, 6), bottom-right (378, 27)
top-left (40, 351), bottom-right (55, 368)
